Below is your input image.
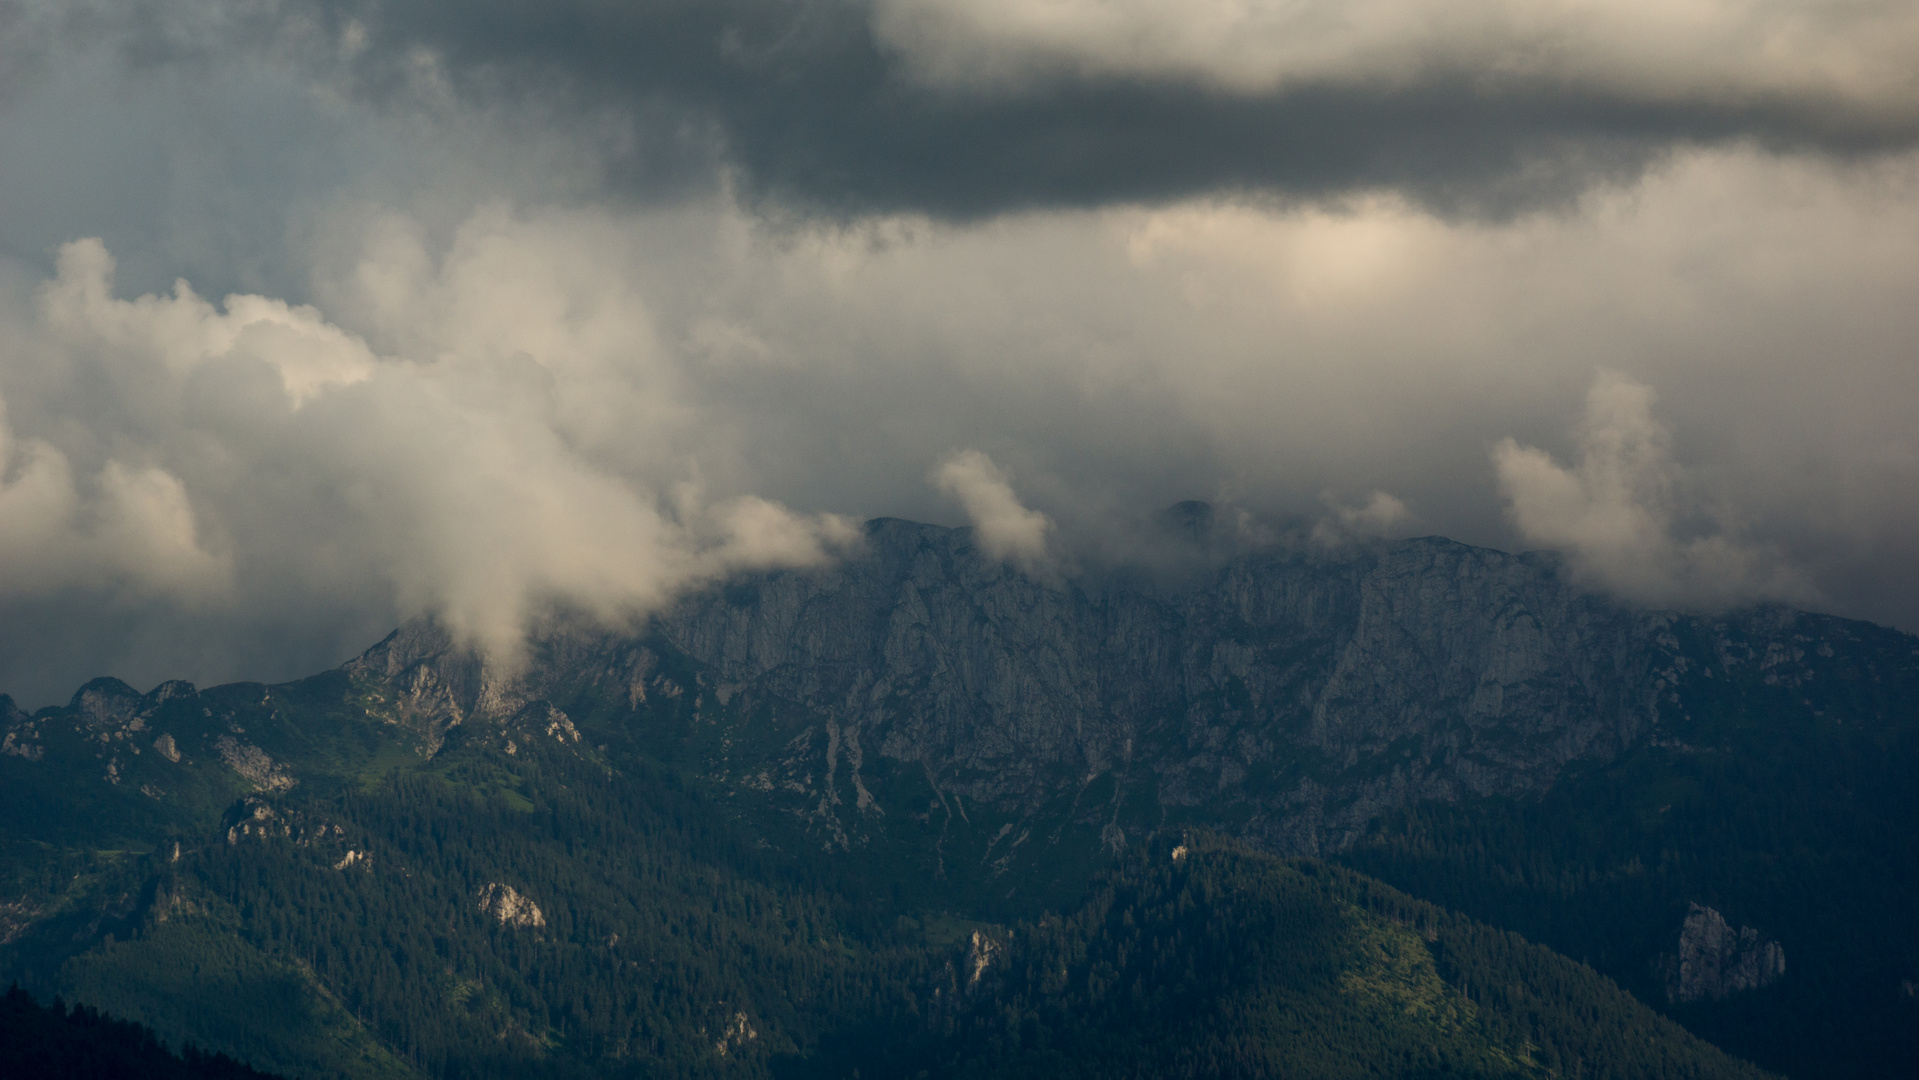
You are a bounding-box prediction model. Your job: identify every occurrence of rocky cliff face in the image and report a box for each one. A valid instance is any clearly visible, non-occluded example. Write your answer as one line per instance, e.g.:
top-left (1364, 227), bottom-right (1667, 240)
top-left (1661, 903), bottom-right (1787, 1003)
top-left (637, 522), bottom-right (1656, 853)
top-left (668, 519), bottom-right (1919, 855)
top-left (339, 516), bottom-right (1915, 861)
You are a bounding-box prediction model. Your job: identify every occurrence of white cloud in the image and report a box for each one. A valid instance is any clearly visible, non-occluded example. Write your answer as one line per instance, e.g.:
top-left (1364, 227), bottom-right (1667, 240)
top-left (1493, 370), bottom-right (1815, 610)
top-left (0, 397), bottom-right (229, 603)
top-left (1, 144), bottom-right (1917, 699)
top-left (931, 449), bottom-right (1054, 572)
top-left (8, 229), bottom-right (859, 668)
top-left (1313, 491), bottom-right (1415, 546)
top-left (40, 238), bottom-right (377, 406)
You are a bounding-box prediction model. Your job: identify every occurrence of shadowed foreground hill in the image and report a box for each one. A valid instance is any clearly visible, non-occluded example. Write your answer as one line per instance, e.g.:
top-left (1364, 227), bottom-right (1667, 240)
top-left (790, 835), bottom-right (1772, 1080)
top-left (1, 983), bottom-right (282, 1079)
top-left (1, 723), bottom-right (1770, 1078)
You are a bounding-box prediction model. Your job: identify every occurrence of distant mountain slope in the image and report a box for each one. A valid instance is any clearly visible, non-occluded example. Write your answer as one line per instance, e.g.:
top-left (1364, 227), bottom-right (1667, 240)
top-left (794, 835), bottom-right (1773, 1080)
top-left (1338, 697), bottom-right (1919, 1079)
top-left (0, 718), bottom-right (1770, 1079)
top-left (2, 515), bottom-right (1914, 1077)
top-left (648, 519), bottom-right (1919, 856)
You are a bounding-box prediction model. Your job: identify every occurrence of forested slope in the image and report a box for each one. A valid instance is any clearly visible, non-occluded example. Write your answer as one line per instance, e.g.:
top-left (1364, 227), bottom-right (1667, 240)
top-left (794, 835), bottom-right (1770, 1080)
top-left (1338, 610), bottom-right (1919, 1078)
top-left (2, 685), bottom-right (1769, 1079)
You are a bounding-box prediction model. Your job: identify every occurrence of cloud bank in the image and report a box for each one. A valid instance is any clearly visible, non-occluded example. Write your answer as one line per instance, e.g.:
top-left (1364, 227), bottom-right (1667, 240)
top-left (0, 398), bottom-right (229, 604)
top-left (1495, 371), bottom-right (1815, 610)
top-left (0, 4), bottom-right (1914, 702)
top-left (2, 226), bottom-right (857, 689)
top-left (1312, 491), bottom-right (1416, 547)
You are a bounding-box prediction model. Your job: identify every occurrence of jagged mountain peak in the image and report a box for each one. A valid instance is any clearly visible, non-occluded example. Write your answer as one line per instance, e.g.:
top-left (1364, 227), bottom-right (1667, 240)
top-left (314, 522), bottom-right (1915, 862)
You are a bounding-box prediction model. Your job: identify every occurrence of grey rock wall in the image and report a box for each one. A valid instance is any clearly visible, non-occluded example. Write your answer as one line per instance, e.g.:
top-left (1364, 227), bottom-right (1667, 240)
top-left (1661, 903), bottom-right (1787, 1003)
top-left (337, 515), bottom-right (1916, 858)
top-left (649, 520), bottom-right (1670, 853)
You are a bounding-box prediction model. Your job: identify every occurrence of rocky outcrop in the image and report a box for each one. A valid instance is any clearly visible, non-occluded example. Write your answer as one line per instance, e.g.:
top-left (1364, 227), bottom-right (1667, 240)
top-left (0, 730), bottom-right (41, 761)
top-left (215, 735), bottom-right (296, 792)
top-left (0, 897), bottom-right (40, 945)
top-left (3, 679), bottom-right (216, 774)
top-left (712, 1011), bottom-right (758, 1058)
top-left (74, 679), bottom-right (145, 731)
top-left (221, 797), bottom-right (351, 850)
top-left (1659, 903), bottom-right (1786, 1003)
top-left (966, 929), bottom-right (1002, 988)
top-left (347, 624), bottom-right (492, 756)
top-left (0, 696), bottom-right (40, 760)
top-left (225, 798), bottom-right (289, 845)
top-left (345, 623), bottom-right (601, 758)
top-left (478, 883), bottom-right (546, 929)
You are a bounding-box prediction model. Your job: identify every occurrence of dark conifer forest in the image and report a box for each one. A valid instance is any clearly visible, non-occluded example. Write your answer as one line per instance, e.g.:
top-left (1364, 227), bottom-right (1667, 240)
top-left (1, 983), bottom-right (281, 1079)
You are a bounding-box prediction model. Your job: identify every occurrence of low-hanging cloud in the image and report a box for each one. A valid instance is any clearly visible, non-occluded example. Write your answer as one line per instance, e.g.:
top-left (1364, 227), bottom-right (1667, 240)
top-left (1311, 491), bottom-right (1416, 547)
top-left (1494, 370), bottom-right (1816, 611)
top-left (932, 450), bottom-right (1054, 573)
top-left (5, 226), bottom-right (859, 689)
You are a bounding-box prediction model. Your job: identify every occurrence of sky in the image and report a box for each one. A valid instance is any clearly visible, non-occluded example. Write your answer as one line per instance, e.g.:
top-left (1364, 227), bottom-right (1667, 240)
top-left (0, 0), bottom-right (1915, 705)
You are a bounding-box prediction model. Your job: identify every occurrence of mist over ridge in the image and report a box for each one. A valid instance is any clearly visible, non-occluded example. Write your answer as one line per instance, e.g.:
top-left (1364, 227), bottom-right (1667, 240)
top-left (0, 0), bottom-right (1912, 705)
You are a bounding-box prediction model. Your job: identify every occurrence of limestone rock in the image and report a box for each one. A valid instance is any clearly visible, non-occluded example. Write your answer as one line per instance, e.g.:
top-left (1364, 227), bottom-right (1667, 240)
top-left (713, 1011), bottom-right (758, 1057)
top-left (966, 929), bottom-right (1002, 988)
top-left (215, 735), bottom-right (295, 792)
top-left (1660, 902), bottom-right (1786, 1003)
top-left (648, 522), bottom-right (1793, 854)
top-left (225, 798), bottom-right (287, 845)
top-left (0, 897), bottom-right (41, 945)
top-left (478, 883), bottom-right (546, 929)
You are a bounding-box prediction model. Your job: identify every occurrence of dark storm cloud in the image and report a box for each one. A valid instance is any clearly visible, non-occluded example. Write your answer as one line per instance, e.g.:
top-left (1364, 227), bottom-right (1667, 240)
top-left (280, 0), bottom-right (1919, 218)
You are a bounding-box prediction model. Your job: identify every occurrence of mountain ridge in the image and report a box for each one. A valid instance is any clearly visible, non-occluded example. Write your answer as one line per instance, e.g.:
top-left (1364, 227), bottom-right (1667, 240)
top-left (8, 516), bottom-right (1913, 870)
top-left (329, 519), bottom-right (1915, 857)
top-left (2, 515), bottom-right (1914, 1077)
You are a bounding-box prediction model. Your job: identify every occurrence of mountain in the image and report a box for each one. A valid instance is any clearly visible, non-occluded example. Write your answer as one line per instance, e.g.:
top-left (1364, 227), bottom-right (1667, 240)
top-left (3, 515), bottom-right (1915, 1077)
